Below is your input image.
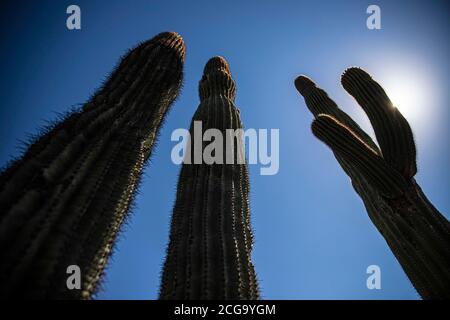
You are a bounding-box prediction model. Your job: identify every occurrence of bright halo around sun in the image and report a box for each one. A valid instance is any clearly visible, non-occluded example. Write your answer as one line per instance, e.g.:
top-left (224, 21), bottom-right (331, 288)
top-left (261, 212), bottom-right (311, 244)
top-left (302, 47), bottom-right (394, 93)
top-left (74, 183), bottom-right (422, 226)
top-left (374, 63), bottom-right (438, 141)
top-left (383, 71), bottom-right (426, 123)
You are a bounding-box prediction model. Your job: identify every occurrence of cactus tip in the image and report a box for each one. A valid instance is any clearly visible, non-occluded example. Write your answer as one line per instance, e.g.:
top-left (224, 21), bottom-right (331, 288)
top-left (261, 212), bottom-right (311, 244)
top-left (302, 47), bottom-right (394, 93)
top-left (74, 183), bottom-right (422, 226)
top-left (153, 31), bottom-right (186, 61)
top-left (203, 56), bottom-right (231, 75)
top-left (294, 75), bottom-right (316, 95)
top-left (341, 66), bottom-right (371, 89)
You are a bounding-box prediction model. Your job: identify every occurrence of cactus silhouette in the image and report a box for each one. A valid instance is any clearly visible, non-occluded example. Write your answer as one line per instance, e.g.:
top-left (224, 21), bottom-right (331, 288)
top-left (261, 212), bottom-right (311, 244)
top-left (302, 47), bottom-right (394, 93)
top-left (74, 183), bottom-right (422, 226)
top-left (0, 31), bottom-right (185, 299)
top-left (295, 67), bottom-right (450, 299)
top-left (159, 57), bottom-right (259, 299)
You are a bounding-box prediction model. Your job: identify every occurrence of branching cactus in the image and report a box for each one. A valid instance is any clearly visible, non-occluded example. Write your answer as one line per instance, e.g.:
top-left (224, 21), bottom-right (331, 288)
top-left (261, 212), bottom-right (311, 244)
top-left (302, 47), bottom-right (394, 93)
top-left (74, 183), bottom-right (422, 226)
top-left (0, 31), bottom-right (185, 299)
top-left (295, 67), bottom-right (450, 299)
top-left (160, 56), bottom-right (259, 299)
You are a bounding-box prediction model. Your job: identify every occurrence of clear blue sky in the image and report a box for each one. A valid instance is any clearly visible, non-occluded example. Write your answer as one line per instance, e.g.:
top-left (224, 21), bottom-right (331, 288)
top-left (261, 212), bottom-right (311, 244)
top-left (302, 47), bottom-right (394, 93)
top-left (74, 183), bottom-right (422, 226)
top-left (0, 0), bottom-right (448, 299)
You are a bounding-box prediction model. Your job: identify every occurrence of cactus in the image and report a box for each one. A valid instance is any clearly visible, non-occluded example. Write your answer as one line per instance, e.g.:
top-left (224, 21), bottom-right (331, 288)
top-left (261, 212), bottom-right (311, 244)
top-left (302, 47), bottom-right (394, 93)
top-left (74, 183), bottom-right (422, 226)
top-left (0, 31), bottom-right (185, 299)
top-left (159, 56), bottom-right (259, 299)
top-left (295, 67), bottom-right (450, 299)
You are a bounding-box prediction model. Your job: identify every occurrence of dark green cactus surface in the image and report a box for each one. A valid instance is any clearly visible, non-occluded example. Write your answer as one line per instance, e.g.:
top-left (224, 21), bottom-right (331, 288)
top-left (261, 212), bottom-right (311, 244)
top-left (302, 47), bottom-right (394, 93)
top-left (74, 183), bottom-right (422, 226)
top-left (160, 57), bottom-right (259, 299)
top-left (295, 67), bottom-right (450, 299)
top-left (0, 32), bottom-right (185, 299)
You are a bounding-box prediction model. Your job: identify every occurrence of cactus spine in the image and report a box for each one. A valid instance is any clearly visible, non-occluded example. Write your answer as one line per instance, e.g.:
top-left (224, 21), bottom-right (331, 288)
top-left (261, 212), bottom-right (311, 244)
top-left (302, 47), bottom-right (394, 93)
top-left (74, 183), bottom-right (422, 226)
top-left (295, 67), bottom-right (450, 299)
top-left (0, 32), bottom-right (185, 299)
top-left (159, 57), bottom-right (259, 299)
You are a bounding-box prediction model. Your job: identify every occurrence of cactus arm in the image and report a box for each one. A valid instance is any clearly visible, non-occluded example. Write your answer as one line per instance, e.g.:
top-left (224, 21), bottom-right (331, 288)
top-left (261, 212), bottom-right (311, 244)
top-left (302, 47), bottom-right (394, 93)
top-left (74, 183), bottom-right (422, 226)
top-left (341, 67), bottom-right (417, 178)
top-left (311, 114), bottom-right (409, 197)
top-left (295, 75), bottom-right (379, 152)
top-left (295, 69), bottom-right (450, 299)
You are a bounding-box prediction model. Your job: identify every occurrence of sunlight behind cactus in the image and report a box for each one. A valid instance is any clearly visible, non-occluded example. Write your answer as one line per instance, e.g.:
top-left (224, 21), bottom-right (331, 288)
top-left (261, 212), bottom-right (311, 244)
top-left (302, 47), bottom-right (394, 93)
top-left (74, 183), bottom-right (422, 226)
top-left (295, 67), bottom-right (450, 299)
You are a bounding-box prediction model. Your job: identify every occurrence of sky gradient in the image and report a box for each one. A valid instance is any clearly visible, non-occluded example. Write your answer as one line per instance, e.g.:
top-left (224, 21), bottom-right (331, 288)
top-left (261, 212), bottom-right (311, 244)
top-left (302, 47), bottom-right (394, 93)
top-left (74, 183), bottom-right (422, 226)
top-left (0, 0), bottom-right (449, 299)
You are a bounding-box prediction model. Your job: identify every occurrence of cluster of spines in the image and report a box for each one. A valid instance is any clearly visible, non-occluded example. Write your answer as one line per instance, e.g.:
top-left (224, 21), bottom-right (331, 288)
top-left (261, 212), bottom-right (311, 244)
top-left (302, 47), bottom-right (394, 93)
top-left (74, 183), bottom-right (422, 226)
top-left (159, 56), bottom-right (259, 300)
top-left (296, 67), bottom-right (450, 299)
top-left (0, 32), bottom-right (185, 299)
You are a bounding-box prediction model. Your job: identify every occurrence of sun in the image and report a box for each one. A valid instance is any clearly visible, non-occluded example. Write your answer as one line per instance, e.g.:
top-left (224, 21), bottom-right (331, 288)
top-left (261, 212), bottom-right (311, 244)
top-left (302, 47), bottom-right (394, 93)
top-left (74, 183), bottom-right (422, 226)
top-left (382, 72), bottom-right (426, 124)
top-left (373, 64), bottom-right (438, 140)
top-left (348, 60), bottom-right (439, 144)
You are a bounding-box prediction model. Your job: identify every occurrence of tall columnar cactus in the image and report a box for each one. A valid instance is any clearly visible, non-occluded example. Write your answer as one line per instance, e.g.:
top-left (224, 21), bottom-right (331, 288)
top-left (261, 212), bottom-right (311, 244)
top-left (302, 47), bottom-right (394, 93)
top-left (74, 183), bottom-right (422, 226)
top-left (295, 67), bottom-right (450, 299)
top-left (0, 31), bottom-right (185, 299)
top-left (160, 57), bottom-right (259, 299)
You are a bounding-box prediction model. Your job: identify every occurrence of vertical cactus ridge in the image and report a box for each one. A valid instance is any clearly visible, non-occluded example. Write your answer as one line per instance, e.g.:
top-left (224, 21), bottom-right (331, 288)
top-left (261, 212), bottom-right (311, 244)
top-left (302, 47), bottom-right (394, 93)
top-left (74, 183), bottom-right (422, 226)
top-left (160, 57), bottom-right (259, 300)
top-left (295, 68), bottom-right (450, 299)
top-left (0, 31), bottom-right (185, 299)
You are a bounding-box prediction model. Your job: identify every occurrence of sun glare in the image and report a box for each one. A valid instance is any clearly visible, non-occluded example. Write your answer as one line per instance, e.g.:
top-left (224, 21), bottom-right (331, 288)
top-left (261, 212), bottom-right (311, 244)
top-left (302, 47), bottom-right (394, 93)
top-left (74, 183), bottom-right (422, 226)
top-left (372, 64), bottom-right (438, 141)
top-left (383, 72), bottom-right (427, 124)
top-left (348, 60), bottom-right (440, 145)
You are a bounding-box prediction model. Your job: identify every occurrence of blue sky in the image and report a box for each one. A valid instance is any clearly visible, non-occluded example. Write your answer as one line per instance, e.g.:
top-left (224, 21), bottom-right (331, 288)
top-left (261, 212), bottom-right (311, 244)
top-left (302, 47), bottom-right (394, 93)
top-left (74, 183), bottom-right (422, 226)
top-left (0, 0), bottom-right (449, 299)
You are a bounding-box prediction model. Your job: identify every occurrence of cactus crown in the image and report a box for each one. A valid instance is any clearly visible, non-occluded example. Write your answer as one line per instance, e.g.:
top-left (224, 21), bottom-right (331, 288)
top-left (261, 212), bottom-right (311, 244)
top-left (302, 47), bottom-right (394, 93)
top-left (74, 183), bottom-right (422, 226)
top-left (199, 56), bottom-right (236, 102)
top-left (151, 32), bottom-right (186, 61)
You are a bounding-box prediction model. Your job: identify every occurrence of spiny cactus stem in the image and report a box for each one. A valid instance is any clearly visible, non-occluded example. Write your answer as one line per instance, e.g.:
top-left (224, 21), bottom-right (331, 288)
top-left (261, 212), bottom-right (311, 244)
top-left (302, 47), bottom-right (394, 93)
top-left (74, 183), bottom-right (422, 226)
top-left (0, 31), bottom-right (184, 299)
top-left (160, 57), bottom-right (259, 300)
